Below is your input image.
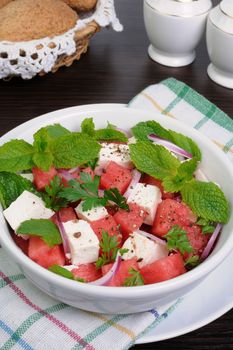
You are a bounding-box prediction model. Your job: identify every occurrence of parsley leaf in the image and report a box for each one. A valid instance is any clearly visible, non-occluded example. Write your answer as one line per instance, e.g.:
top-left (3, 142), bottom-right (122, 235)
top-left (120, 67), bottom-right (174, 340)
top-left (59, 173), bottom-right (128, 212)
top-left (123, 268), bottom-right (144, 286)
top-left (85, 158), bottom-right (99, 171)
top-left (95, 231), bottom-right (119, 269)
top-left (181, 180), bottom-right (230, 223)
top-left (184, 255), bottom-right (200, 268)
top-left (44, 175), bottom-right (68, 211)
top-left (104, 188), bottom-right (129, 211)
top-left (132, 120), bottom-right (201, 160)
top-left (59, 173), bottom-right (107, 209)
top-left (163, 157), bottom-right (198, 193)
top-left (48, 265), bottom-right (85, 282)
top-left (165, 225), bottom-right (193, 255)
top-left (17, 219), bottom-right (62, 247)
top-left (129, 141), bottom-right (180, 180)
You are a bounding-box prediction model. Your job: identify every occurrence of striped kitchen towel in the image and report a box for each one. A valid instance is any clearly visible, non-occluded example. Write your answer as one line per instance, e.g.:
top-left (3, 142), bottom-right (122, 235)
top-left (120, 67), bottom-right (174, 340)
top-left (0, 78), bottom-right (232, 350)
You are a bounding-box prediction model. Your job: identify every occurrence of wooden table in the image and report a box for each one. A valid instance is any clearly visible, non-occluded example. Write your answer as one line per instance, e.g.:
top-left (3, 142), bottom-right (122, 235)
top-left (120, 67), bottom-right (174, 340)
top-left (0, 0), bottom-right (232, 349)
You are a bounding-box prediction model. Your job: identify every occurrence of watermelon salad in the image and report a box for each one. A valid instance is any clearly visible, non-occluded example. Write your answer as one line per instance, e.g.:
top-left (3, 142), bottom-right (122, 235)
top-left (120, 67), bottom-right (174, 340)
top-left (0, 119), bottom-right (230, 287)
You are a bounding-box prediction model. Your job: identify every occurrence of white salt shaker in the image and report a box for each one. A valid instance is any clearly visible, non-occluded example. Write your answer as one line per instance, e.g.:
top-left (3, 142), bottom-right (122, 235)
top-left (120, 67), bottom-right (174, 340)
top-left (207, 0), bottom-right (233, 89)
top-left (144, 0), bottom-right (212, 67)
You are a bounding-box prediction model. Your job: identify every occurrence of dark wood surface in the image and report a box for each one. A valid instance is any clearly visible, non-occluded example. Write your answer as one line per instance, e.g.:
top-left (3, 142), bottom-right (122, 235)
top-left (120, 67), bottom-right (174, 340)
top-left (0, 0), bottom-right (232, 349)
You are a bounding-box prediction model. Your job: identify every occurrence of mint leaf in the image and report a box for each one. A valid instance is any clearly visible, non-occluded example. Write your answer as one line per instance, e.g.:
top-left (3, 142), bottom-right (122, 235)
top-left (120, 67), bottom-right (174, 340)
top-left (80, 118), bottom-right (127, 142)
top-left (49, 265), bottom-right (86, 282)
top-left (202, 225), bottom-right (215, 234)
top-left (123, 268), bottom-right (144, 286)
top-left (0, 140), bottom-right (34, 172)
top-left (44, 124), bottom-right (70, 139)
top-left (49, 265), bottom-right (75, 279)
top-left (51, 134), bottom-right (101, 169)
top-left (95, 128), bottom-right (128, 142)
top-left (0, 172), bottom-right (38, 209)
top-left (163, 157), bottom-right (198, 193)
top-left (196, 218), bottom-right (215, 234)
top-left (169, 130), bottom-right (201, 161)
top-left (129, 141), bottom-right (180, 180)
top-left (181, 180), bottom-right (230, 223)
top-left (32, 152), bottom-right (54, 172)
top-left (132, 121), bottom-right (201, 160)
top-left (17, 219), bottom-right (62, 247)
top-left (81, 118), bottom-right (95, 137)
top-left (165, 225), bottom-right (193, 254)
top-left (132, 121), bottom-right (170, 141)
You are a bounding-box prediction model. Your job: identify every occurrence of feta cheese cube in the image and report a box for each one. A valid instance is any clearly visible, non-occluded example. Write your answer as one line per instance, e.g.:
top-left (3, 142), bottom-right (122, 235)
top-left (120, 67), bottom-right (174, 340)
top-left (63, 220), bottom-right (99, 264)
top-left (20, 173), bottom-right (34, 182)
top-left (127, 183), bottom-right (161, 225)
top-left (99, 143), bottom-right (133, 169)
top-left (75, 201), bottom-right (108, 222)
top-left (3, 190), bottom-right (54, 231)
top-left (122, 232), bottom-right (168, 268)
top-left (127, 137), bottom-right (137, 145)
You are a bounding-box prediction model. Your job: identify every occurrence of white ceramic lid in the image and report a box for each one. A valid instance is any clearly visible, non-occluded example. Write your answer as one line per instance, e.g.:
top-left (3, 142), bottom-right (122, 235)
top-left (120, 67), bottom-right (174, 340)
top-left (145, 0), bottom-right (212, 17)
top-left (209, 0), bottom-right (233, 35)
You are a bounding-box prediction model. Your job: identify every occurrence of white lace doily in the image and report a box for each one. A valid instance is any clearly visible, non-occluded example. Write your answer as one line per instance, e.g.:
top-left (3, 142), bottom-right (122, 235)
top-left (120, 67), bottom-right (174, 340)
top-left (0, 0), bottom-right (123, 79)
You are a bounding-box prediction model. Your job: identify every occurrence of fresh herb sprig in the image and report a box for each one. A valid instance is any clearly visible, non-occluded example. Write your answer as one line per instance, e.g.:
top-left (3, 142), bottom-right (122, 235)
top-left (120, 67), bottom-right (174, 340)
top-left (184, 255), bottom-right (200, 268)
top-left (59, 172), bottom-right (129, 212)
top-left (44, 175), bottom-right (68, 211)
top-left (196, 218), bottom-right (215, 234)
top-left (95, 231), bottom-right (128, 269)
top-left (129, 141), bottom-right (230, 223)
top-left (165, 225), bottom-right (193, 255)
top-left (123, 268), bottom-right (144, 287)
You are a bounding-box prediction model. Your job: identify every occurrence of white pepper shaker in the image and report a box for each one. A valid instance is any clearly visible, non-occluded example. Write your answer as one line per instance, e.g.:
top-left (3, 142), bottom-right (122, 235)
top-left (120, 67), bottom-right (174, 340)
top-left (207, 0), bottom-right (233, 89)
top-left (144, 0), bottom-right (212, 67)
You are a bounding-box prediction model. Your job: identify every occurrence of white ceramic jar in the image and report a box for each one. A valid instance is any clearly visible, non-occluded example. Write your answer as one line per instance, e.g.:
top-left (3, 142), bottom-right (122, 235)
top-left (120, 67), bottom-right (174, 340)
top-left (207, 0), bottom-right (233, 89)
top-left (144, 0), bottom-right (212, 67)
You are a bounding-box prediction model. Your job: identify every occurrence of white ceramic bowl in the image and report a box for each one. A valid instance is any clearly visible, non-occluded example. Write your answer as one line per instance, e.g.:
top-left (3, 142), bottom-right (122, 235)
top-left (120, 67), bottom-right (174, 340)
top-left (0, 104), bottom-right (233, 314)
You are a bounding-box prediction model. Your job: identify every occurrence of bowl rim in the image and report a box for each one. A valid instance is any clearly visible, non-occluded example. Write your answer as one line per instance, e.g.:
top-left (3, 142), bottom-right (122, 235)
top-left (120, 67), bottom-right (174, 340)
top-left (0, 103), bottom-right (233, 298)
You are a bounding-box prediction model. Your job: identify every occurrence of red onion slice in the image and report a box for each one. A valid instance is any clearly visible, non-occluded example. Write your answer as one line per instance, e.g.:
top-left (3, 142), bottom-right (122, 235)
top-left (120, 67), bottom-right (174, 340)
top-left (95, 166), bottom-right (104, 176)
top-left (194, 168), bottom-right (209, 182)
top-left (55, 212), bottom-right (71, 259)
top-left (89, 254), bottom-right (121, 286)
top-left (136, 229), bottom-right (167, 246)
top-left (124, 169), bottom-right (142, 199)
top-left (200, 223), bottom-right (222, 261)
top-left (98, 189), bottom-right (105, 198)
top-left (68, 166), bottom-right (80, 174)
top-left (57, 169), bottom-right (74, 181)
top-left (148, 134), bottom-right (193, 159)
top-left (115, 127), bottom-right (131, 138)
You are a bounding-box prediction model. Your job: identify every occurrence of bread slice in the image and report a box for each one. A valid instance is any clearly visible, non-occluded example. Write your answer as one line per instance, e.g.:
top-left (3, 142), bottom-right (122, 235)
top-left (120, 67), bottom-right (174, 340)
top-left (62, 0), bottom-right (97, 12)
top-left (0, 0), bottom-right (78, 42)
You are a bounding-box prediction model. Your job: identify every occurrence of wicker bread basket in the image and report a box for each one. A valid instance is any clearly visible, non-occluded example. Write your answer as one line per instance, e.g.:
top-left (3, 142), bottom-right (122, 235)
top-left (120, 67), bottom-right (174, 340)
top-left (0, 0), bottom-right (122, 79)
